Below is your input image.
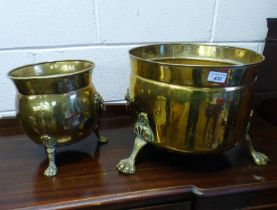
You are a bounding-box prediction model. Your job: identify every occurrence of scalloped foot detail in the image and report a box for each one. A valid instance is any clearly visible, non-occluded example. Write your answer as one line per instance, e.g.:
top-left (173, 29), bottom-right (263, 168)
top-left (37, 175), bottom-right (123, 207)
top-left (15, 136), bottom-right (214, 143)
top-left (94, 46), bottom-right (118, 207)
top-left (117, 112), bottom-right (154, 175)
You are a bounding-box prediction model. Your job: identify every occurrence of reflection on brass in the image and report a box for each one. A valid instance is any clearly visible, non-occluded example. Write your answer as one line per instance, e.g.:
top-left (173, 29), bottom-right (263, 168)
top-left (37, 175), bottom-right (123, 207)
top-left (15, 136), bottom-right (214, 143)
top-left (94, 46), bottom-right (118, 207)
top-left (119, 43), bottom-right (266, 174)
top-left (8, 60), bottom-right (107, 177)
top-left (117, 112), bottom-right (153, 174)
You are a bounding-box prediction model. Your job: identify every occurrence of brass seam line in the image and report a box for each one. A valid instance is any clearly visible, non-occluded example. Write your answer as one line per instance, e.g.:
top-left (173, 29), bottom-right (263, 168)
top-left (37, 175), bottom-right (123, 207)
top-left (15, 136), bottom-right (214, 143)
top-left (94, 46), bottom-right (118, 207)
top-left (132, 75), bottom-right (252, 92)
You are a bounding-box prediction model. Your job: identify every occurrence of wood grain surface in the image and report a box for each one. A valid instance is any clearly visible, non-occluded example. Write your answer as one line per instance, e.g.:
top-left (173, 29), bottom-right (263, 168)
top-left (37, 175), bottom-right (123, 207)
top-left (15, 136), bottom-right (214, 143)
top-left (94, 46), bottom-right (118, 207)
top-left (0, 104), bottom-right (276, 210)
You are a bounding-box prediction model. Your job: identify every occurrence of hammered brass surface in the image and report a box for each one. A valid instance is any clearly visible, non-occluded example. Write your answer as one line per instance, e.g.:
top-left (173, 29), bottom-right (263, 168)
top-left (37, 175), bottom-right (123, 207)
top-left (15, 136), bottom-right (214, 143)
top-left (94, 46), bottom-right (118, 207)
top-left (128, 44), bottom-right (264, 154)
top-left (8, 60), bottom-right (100, 146)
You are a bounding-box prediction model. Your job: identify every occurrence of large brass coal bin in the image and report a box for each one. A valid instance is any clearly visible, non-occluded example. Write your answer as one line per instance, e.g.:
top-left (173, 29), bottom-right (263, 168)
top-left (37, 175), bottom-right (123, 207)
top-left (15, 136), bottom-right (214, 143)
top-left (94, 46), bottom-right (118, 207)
top-left (8, 60), bottom-right (108, 177)
top-left (117, 44), bottom-right (269, 174)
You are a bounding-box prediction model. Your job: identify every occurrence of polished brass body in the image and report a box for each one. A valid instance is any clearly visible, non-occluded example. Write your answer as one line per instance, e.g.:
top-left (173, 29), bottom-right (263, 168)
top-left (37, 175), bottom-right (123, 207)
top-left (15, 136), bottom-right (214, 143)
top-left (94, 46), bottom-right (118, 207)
top-left (117, 43), bottom-right (269, 174)
top-left (8, 60), bottom-right (107, 176)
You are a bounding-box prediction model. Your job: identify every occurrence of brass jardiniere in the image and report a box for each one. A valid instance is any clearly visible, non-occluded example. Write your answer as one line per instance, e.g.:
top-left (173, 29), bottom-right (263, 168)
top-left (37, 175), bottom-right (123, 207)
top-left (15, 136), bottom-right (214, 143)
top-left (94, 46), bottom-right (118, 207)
top-left (117, 44), bottom-right (269, 174)
top-left (8, 60), bottom-right (107, 177)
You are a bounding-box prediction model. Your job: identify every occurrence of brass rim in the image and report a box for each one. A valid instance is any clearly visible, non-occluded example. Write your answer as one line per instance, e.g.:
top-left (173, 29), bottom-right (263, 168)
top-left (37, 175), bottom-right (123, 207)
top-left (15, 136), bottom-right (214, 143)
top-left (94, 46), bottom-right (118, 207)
top-left (129, 43), bottom-right (265, 68)
top-left (8, 59), bottom-right (95, 80)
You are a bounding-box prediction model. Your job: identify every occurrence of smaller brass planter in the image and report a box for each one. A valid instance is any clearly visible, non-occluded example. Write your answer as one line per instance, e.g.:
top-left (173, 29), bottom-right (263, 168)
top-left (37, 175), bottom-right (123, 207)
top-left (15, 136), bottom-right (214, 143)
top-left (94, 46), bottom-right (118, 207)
top-left (117, 44), bottom-right (269, 174)
top-left (8, 60), bottom-right (107, 177)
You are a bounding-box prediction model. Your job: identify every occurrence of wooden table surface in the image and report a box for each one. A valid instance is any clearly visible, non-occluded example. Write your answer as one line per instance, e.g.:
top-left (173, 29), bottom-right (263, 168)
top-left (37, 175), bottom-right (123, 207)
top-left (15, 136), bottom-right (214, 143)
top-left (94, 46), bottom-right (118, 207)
top-left (0, 105), bottom-right (277, 210)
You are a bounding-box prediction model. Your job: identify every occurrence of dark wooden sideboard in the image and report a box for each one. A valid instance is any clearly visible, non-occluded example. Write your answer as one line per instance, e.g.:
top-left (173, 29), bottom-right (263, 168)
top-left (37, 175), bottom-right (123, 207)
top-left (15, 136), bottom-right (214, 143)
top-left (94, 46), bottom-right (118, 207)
top-left (255, 18), bottom-right (277, 125)
top-left (0, 104), bottom-right (277, 210)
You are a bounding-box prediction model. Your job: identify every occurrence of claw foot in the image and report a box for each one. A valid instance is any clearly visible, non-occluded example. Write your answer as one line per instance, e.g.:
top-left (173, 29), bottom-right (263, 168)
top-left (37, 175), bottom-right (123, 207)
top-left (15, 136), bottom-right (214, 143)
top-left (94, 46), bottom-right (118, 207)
top-left (245, 133), bottom-right (270, 166)
top-left (44, 164), bottom-right (57, 177)
top-left (98, 135), bottom-right (108, 144)
top-left (116, 113), bottom-right (153, 175)
top-left (252, 151), bottom-right (270, 166)
top-left (117, 158), bottom-right (136, 174)
top-left (94, 126), bottom-right (108, 144)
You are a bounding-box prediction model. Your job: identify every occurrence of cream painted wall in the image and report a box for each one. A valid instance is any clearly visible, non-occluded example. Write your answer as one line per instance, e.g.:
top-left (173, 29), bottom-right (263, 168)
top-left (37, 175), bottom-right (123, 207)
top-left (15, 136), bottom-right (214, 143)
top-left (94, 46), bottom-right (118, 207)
top-left (0, 0), bottom-right (276, 117)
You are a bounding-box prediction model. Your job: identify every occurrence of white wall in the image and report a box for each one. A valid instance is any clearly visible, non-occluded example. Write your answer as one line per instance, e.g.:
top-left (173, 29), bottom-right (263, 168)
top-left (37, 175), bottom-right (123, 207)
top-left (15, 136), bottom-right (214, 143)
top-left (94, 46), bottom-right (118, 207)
top-left (0, 0), bottom-right (276, 117)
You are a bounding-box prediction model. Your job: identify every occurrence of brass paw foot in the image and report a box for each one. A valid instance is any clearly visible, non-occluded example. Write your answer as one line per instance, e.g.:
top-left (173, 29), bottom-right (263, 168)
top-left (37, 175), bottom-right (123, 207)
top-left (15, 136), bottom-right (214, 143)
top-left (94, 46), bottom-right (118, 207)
top-left (117, 112), bottom-right (154, 174)
top-left (245, 134), bottom-right (269, 166)
top-left (117, 158), bottom-right (136, 174)
top-left (98, 135), bottom-right (108, 144)
top-left (44, 164), bottom-right (57, 177)
top-left (252, 151), bottom-right (270, 166)
top-left (41, 135), bottom-right (57, 177)
top-left (94, 127), bottom-right (108, 144)
top-left (117, 137), bottom-right (147, 174)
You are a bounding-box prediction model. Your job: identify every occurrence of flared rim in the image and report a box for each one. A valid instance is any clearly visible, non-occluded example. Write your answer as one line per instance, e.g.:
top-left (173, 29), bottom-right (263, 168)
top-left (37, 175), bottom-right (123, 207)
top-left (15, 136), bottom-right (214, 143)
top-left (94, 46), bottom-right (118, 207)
top-left (8, 59), bottom-right (95, 80)
top-left (129, 43), bottom-right (265, 68)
